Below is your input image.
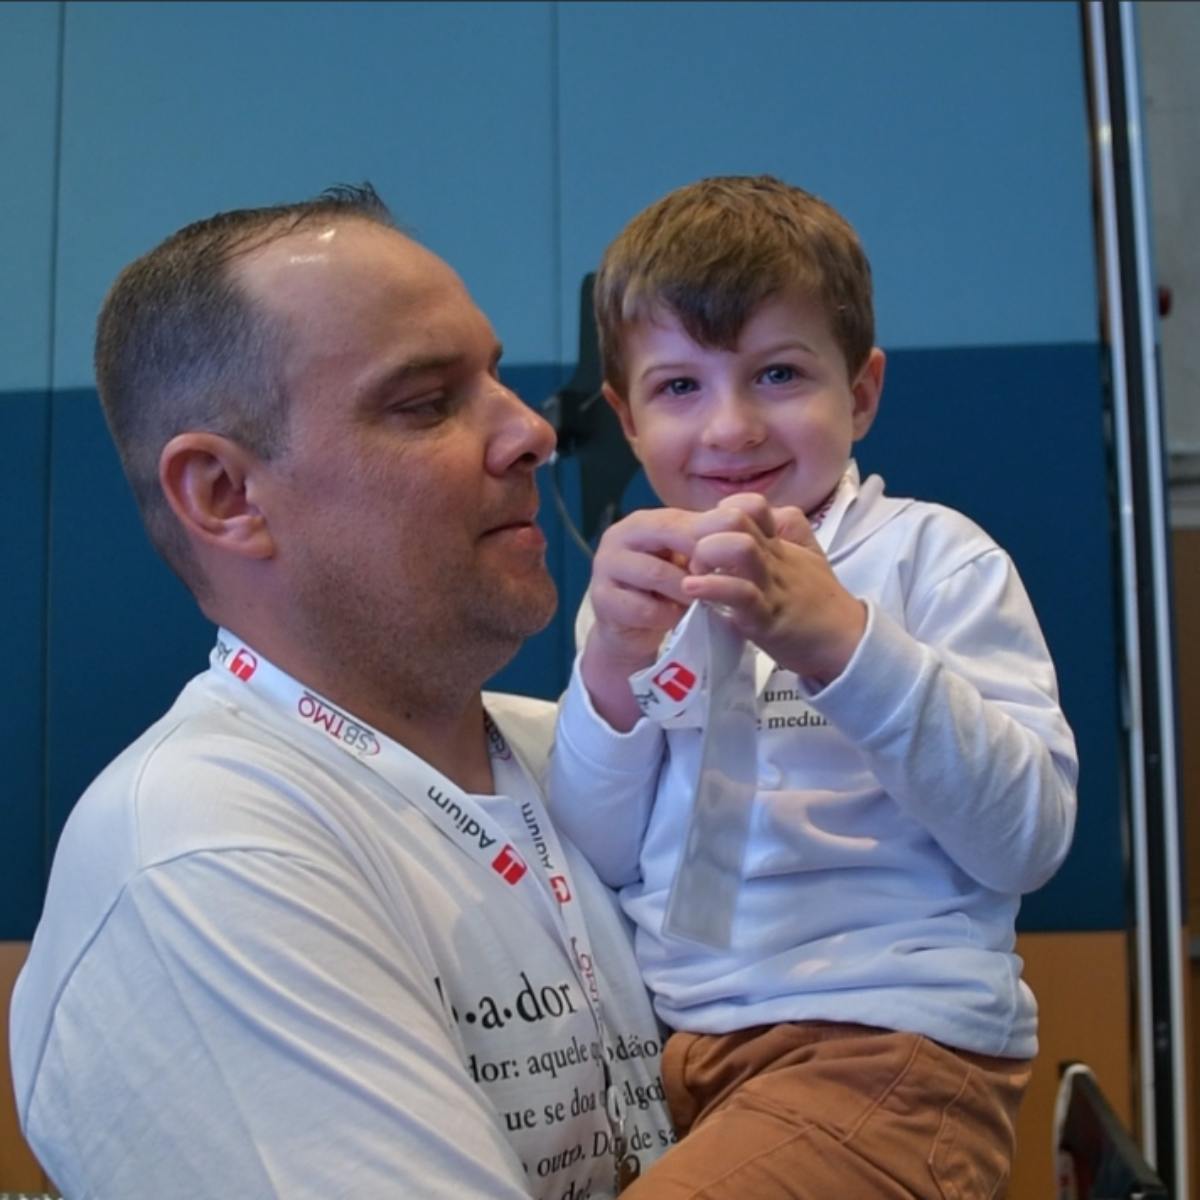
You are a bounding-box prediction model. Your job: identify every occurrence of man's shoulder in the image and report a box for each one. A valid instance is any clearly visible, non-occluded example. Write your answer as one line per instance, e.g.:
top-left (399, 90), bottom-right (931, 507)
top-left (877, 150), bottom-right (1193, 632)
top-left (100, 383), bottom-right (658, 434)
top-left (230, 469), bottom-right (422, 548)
top-left (482, 690), bottom-right (557, 774)
top-left (57, 672), bottom-right (355, 883)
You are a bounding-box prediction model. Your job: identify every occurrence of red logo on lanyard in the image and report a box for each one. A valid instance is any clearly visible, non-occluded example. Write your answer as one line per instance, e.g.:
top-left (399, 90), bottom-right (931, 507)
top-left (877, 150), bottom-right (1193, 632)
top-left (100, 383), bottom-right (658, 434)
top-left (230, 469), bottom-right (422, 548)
top-left (653, 661), bottom-right (696, 702)
top-left (492, 844), bottom-right (528, 884)
top-left (229, 649), bottom-right (258, 681)
top-left (550, 875), bottom-right (572, 904)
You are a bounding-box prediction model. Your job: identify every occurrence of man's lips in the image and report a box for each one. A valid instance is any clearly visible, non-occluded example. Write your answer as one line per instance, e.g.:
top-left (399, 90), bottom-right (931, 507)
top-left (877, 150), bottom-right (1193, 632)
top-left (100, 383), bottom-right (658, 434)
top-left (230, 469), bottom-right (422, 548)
top-left (480, 514), bottom-right (546, 548)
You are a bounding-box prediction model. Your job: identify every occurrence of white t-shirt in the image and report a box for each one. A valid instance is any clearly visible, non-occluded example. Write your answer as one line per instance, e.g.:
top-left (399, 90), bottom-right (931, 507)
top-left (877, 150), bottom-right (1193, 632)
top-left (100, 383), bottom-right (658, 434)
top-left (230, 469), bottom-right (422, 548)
top-left (11, 638), bottom-right (673, 1199)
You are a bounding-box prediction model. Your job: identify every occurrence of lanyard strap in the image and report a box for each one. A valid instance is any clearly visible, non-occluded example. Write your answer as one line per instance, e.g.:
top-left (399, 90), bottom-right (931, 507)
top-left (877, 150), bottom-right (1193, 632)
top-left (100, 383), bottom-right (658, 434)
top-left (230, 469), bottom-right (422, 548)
top-left (209, 632), bottom-right (633, 1182)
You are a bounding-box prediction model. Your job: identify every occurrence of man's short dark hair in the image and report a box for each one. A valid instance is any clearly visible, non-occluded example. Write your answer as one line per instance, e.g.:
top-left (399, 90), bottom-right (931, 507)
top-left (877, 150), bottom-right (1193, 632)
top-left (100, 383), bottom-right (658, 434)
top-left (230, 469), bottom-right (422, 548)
top-left (94, 183), bottom-right (395, 595)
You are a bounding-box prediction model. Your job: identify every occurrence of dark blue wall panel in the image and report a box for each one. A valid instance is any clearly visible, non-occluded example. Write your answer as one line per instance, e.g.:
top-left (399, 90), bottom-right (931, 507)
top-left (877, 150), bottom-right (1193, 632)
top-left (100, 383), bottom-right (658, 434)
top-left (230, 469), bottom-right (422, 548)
top-left (0, 393), bottom-right (50, 939)
top-left (17, 342), bottom-right (1121, 938)
top-left (45, 392), bottom-right (215, 856)
top-left (38, 377), bottom-right (571, 891)
top-left (617, 343), bottom-right (1123, 934)
top-left (861, 343), bottom-right (1123, 933)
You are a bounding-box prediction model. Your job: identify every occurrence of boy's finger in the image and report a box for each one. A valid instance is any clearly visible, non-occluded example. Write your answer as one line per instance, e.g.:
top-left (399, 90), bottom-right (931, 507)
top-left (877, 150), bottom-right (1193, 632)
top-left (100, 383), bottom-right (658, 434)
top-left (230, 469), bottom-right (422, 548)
top-left (688, 531), bottom-right (769, 587)
top-left (601, 547), bottom-right (692, 603)
top-left (680, 571), bottom-right (762, 619)
top-left (772, 505), bottom-right (821, 551)
top-left (712, 492), bottom-right (776, 537)
top-left (599, 508), bottom-right (706, 559)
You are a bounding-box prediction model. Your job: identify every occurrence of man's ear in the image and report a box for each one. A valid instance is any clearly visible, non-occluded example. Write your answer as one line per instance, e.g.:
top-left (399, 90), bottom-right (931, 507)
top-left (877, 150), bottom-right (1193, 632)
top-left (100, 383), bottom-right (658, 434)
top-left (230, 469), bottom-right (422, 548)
top-left (159, 432), bottom-right (275, 560)
top-left (850, 348), bottom-right (885, 441)
top-left (602, 382), bottom-right (641, 458)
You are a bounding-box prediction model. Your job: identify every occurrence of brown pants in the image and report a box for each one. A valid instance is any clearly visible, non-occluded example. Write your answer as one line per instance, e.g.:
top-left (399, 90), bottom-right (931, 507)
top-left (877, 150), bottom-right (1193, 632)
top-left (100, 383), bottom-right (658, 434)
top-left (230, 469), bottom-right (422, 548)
top-left (624, 1022), bottom-right (1031, 1199)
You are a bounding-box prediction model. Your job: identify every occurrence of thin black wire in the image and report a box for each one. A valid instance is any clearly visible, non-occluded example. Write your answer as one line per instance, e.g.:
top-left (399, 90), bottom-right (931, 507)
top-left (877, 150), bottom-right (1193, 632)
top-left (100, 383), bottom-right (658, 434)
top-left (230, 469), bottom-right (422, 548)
top-left (547, 451), bottom-right (595, 559)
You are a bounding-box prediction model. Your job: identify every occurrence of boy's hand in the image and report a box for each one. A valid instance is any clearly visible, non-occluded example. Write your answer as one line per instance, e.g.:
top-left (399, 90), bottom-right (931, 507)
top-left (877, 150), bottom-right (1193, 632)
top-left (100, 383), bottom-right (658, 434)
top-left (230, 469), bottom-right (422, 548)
top-left (581, 503), bottom-right (780, 729)
top-left (580, 508), bottom-right (700, 730)
top-left (682, 493), bottom-right (866, 687)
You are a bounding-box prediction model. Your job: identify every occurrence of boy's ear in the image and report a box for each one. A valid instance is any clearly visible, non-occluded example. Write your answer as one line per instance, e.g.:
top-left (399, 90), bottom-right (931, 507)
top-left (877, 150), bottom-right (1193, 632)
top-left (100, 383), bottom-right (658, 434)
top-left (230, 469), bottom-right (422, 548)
top-left (159, 432), bottom-right (276, 561)
top-left (602, 382), bottom-right (642, 456)
top-left (850, 348), bottom-right (885, 441)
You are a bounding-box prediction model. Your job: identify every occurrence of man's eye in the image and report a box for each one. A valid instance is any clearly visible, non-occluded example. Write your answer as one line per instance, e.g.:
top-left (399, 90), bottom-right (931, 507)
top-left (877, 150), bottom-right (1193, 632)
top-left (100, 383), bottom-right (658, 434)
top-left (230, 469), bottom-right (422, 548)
top-left (760, 364), bottom-right (799, 385)
top-left (393, 394), bottom-right (449, 420)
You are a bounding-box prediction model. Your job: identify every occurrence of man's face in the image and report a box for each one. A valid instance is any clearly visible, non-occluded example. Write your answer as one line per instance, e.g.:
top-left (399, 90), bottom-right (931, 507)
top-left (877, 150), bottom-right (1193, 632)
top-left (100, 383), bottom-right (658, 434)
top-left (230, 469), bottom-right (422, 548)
top-left (239, 220), bottom-right (557, 696)
top-left (605, 293), bottom-right (882, 515)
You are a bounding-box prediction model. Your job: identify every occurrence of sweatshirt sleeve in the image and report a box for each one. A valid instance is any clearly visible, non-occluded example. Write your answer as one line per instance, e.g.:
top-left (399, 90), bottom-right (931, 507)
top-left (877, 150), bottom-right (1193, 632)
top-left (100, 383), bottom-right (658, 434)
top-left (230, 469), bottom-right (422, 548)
top-left (808, 544), bottom-right (1078, 894)
top-left (546, 657), bottom-right (664, 888)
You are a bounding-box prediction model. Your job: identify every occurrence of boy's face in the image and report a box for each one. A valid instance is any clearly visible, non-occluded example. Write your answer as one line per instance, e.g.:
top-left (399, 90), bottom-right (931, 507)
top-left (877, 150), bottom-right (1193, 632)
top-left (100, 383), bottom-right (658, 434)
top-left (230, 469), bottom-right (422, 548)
top-left (603, 293), bottom-right (883, 515)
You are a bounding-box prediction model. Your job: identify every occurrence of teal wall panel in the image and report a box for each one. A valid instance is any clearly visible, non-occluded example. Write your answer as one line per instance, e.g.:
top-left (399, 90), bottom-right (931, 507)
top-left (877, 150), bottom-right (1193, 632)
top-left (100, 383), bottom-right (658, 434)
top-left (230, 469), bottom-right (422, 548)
top-left (52, 0), bottom-right (558, 386)
top-left (557, 1), bottom-right (1097, 362)
top-left (0, 1), bottom-right (59, 392)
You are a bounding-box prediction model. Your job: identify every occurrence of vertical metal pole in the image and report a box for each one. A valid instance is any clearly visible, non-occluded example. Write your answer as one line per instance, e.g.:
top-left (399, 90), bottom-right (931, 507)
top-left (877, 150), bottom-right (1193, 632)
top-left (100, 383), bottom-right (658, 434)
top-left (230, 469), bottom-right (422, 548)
top-left (1084, 3), bottom-right (1187, 1193)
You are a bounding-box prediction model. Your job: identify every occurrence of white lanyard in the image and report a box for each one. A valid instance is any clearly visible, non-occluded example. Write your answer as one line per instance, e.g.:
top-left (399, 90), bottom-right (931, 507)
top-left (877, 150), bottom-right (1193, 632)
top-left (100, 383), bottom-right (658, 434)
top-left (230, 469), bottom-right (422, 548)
top-left (209, 631), bottom-right (638, 1189)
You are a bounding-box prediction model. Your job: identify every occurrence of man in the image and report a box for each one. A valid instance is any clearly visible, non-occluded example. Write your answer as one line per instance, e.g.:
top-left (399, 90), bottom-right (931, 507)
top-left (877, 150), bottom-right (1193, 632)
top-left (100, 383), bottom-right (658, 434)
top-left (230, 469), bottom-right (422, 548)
top-left (10, 186), bottom-right (672, 1199)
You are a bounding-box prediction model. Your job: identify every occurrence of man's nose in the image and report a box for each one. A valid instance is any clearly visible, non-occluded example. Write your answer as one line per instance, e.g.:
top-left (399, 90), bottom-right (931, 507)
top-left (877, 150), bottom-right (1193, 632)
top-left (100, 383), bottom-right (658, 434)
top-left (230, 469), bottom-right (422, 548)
top-left (702, 387), bottom-right (765, 450)
top-left (486, 383), bottom-right (558, 473)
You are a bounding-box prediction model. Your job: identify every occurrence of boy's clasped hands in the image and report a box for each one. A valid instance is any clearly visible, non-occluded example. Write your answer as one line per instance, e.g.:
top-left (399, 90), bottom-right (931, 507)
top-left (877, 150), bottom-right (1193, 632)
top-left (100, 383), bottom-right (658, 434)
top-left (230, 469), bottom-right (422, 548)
top-left (581, 491), bottom-right (867, 732)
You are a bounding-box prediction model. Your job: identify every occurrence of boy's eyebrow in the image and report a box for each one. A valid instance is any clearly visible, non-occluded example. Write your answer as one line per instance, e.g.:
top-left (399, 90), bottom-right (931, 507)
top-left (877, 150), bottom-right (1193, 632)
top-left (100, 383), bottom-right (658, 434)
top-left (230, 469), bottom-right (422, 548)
top-left (637, 361), bottom-right (694, 383)
top-left (636, 339), bottom-right (820, 383)
top-left (748, 338), bottom-right (820, 358)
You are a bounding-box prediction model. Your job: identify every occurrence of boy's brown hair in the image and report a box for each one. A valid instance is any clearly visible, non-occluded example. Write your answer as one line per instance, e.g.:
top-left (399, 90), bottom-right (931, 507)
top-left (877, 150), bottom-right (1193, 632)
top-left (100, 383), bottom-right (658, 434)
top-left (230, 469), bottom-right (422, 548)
top-left (594, 175), bottom-right (874, 394)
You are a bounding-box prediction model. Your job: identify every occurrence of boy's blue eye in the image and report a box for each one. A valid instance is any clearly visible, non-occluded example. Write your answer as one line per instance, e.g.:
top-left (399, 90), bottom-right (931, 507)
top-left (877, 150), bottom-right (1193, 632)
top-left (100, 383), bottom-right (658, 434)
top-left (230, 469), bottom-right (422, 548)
top-left (659, 377), bottom-right (698, 397)
top-left (760, 364), bottom-right (799, 385)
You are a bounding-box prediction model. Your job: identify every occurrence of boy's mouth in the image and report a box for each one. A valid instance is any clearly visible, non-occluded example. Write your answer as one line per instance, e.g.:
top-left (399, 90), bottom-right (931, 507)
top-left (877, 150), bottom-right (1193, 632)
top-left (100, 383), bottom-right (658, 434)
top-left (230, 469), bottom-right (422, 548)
top-left (694, 463), bottom-right (789, 494)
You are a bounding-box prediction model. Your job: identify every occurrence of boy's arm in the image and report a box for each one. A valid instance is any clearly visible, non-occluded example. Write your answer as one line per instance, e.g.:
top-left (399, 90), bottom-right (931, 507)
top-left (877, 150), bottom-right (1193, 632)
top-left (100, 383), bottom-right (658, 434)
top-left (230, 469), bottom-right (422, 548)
top-left (544, 508), bottom-right (692, 884)
top-left (810, 546), bottom-right (1077, 894)
top-left (547, 504), bottom-right (745, 884)
top-left (545, 504), bottom-right (733, 882)
top-left (547, 658), bottom-right (664, 888)
top-left (682, 496), bottom-right (1075, 894)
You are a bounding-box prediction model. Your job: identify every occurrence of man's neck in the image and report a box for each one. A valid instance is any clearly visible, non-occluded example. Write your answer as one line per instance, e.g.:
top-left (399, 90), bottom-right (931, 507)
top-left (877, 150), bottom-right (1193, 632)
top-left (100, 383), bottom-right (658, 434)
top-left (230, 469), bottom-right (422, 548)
top-left (373, 693), bottom-right (496, 796)
top-left (219, 625), bottom-right (497, 795)
top-left (325, 678), bottom-right (496, 795)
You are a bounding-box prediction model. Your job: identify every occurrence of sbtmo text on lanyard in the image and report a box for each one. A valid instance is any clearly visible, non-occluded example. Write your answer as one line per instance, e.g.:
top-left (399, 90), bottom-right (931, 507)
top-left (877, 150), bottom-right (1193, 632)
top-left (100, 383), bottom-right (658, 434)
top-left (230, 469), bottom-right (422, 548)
top-left (211, 631), bottom-right (641, 1192)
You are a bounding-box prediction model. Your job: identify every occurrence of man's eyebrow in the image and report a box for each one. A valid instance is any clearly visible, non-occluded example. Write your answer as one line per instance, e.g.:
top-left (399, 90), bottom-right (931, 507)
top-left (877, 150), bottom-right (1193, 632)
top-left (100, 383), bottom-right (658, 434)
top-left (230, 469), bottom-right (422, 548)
top-left (355, 353), bottom-right (465, 409)
top-left (355, 341), bottom-right (504, 410)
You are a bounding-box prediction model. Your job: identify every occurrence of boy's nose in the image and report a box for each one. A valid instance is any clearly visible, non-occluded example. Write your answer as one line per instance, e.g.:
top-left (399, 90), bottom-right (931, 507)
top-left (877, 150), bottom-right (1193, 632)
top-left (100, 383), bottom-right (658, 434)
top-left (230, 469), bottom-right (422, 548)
top-left (702, 389), bottom-right (765, 450)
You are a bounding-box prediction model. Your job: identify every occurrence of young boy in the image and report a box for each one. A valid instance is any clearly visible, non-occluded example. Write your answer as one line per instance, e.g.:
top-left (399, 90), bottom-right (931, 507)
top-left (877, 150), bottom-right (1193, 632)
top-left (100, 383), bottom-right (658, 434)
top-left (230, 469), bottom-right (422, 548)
top-left (548, 175), bottom-right (1078, 1198)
